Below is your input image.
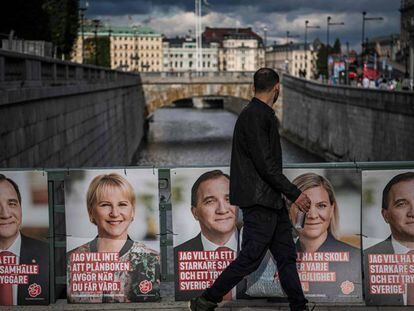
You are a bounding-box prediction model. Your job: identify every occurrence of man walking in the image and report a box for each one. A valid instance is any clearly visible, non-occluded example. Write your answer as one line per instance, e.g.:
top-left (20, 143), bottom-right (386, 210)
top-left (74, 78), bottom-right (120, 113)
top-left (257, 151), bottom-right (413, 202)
top-left (190, 68), bottom-right (311, 311)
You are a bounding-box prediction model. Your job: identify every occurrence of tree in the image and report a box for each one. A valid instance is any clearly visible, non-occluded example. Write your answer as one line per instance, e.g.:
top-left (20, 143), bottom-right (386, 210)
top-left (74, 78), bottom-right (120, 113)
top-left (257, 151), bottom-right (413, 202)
top-left (333, 38), bottom-right (341, 54)
top-left (0, 0), bottom-right (50, 41)
top-left (43, 0), bottom-right (79, 59)
top-left (0, 0), bottom-right (79, 59)
top-left (83, 37), bottom-right (110, 68)
top-left (316, 43), bottom-right (328, 79)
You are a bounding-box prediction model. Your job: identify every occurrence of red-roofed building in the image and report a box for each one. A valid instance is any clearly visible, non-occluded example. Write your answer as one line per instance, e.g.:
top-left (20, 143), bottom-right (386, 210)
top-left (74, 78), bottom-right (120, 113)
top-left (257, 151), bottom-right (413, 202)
top-left (202, 27), bottom-right (265, 71)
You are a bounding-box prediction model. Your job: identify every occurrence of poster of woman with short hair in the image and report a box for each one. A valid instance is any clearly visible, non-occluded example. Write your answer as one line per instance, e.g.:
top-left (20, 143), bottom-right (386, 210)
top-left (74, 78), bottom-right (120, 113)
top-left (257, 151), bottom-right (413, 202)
top-left (65, 169), bottom-right (160, 303)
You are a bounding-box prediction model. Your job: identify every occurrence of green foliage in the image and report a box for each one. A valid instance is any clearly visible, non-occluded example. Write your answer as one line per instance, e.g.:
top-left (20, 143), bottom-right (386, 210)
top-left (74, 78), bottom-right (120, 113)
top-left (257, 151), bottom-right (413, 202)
top-left (0, 0), bottom-right (79, 59)
top-left (333, 38), bottom-right (341, 54)
top-left (0, 0), bottom-right (51, 41)
top-left (83, 37), bottom-right (110, 67)
top-left (316, 44), bottom-right (328, 79)
top-left (315, 38), bottom-right (342, 79)
top-left (43, 0), bottom-right (79, 58)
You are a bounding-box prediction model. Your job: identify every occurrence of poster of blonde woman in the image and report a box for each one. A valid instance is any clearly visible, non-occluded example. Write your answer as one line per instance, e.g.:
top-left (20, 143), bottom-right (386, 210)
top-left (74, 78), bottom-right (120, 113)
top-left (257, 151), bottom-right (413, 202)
top-left (64, 169), bottom-right (160, 303)
top-left (245, 169), bottom-right (362, 303)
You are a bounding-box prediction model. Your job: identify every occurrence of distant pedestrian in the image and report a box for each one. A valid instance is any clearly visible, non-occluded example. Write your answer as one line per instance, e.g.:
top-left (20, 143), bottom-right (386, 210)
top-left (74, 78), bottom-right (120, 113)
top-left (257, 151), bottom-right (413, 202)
top-left (378, 78), bottom-right (388, 90)
top-left (189, 68), bottom-right (312, 311)
top-left (362, 76), bottom-right (370, 88)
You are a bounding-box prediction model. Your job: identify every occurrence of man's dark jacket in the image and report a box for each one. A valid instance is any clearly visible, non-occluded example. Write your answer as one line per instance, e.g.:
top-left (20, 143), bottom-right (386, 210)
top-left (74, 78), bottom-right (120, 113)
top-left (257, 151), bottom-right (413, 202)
top-left (230, 97), bottom-right (300, 209)
top-left (363, 236), bottom-right (404, 305)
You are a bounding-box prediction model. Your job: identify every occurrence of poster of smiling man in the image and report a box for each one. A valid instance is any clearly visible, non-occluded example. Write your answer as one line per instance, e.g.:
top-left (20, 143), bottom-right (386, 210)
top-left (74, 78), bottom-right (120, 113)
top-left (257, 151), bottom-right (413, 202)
top-left (362, 170), bottom-right (414, 306)
top-left (245, 168), bottom-right (362, 303)
top-left (171, 167), bottom-right (241, 301)
top-left (0, 171), bottom-right (49, 305)
top-left (64, 169), bottom-right (160, 303)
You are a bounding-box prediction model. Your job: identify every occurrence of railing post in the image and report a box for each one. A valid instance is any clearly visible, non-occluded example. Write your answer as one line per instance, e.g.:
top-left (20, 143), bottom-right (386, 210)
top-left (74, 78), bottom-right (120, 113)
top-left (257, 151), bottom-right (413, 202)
top-left (24, 58), bottom-right (42, 87)
top-left (0, 56), bottom-right (4, 83)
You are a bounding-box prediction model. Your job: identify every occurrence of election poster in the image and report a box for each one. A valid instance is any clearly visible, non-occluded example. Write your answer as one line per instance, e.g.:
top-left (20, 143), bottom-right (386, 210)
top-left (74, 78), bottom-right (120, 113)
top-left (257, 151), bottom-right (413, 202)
top-left (171, 167), bottom-right (241, 301)
top-left (362, 169), bottom-right (414, 306)
top-left (0, 170), bottom-right (49, 305)
top-left (64, 169), bottom-right (160, 303)
top-left (245, 168), bottom-right (363, 302)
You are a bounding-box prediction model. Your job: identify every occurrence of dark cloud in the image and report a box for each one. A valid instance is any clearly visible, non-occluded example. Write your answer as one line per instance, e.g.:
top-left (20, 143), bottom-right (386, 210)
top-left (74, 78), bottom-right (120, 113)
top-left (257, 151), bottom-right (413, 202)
top-left (85, 0), bottom-right (400, 16)
top-left (84, 0), bottom-right (401, 50)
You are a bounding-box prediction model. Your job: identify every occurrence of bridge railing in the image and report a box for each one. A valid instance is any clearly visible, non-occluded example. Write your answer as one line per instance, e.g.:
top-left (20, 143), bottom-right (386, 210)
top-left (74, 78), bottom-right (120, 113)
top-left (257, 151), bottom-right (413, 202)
top-left (139, 71), bottom-right (254, 84)
top-left (0, 49), bottom-right (139, 90)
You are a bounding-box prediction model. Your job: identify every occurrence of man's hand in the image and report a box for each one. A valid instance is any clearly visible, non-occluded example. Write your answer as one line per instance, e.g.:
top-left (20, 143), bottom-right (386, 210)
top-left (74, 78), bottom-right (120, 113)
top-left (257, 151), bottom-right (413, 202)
top-left (293, 193), bottom-right (311, 213)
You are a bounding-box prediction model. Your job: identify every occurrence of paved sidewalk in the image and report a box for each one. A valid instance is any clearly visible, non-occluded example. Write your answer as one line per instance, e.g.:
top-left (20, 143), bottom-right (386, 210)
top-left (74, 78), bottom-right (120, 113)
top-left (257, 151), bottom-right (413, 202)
top-left (0, 299), bottom-right (409, 311)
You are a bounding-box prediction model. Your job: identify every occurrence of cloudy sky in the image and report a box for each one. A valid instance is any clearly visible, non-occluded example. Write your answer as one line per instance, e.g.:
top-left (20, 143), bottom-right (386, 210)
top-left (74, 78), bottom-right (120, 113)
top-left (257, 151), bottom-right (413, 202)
top-left (83, 0), bottom-right (401, 51)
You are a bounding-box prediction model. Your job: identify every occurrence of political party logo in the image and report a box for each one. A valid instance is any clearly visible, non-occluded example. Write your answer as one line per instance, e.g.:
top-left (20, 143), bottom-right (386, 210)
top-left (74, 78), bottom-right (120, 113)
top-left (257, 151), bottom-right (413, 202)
top-left (341, 280), bottom-right (354, 295)
top-left (139, 280), bottom-right (153, 294)
top-left (28, 283), bottom-right (42, 298)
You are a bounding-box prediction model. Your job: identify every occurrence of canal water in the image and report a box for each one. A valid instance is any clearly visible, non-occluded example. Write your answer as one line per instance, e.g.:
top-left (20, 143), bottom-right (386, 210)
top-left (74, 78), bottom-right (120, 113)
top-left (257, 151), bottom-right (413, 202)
top-left (133, 107), bottom-right (323, 167)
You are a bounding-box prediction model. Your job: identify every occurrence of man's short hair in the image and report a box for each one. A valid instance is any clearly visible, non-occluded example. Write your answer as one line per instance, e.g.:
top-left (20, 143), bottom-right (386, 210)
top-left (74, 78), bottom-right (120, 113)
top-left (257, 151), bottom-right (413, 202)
top-left (382, 172), bottom-right (414, 209)
top-left (191, 170), bottom-right (230, 207)
top-left (253, 68), bottom-right (280, 92)
top-left (0, 174), bottom-right (22, 204)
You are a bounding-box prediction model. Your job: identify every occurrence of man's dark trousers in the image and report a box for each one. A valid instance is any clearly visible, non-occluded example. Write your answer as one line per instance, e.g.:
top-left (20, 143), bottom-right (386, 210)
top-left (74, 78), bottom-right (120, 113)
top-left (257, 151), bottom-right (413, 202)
top-left (204, 205), bottom-right (307, 311)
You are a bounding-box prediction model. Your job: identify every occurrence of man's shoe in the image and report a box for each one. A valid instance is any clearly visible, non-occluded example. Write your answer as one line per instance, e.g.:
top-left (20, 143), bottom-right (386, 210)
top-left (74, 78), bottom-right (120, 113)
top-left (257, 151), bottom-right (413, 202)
top-left (189, 296), bottom-right (218, 311)
top-left (305, 302), bottom-right (316, 311)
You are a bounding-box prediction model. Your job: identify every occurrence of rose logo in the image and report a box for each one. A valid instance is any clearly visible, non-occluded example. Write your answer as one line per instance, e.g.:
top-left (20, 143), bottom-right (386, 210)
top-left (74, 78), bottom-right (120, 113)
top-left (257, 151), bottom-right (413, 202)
top-left (139, 280), bottom-right (153, 294)
top-left (28, 283), bottom-right (42, 298)
top-left (340, 280), bottom-right (354, 295)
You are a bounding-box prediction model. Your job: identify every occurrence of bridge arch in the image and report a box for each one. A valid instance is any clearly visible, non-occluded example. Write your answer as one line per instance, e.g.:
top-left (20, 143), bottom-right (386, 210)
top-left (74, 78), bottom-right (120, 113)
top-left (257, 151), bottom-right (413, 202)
top-left (139, 73), bottom-right (253, 114)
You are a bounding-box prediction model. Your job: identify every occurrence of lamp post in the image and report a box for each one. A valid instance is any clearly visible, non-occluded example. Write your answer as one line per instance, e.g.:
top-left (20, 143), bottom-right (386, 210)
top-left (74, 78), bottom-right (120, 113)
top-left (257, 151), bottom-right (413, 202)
top-left (304, 20), bottom-right (320, 79)
top-left (79, 1), bottom-right (89, 64)
top-left (361, 11), bottom-right (383, 54)
top-left (92, 19), bottom-right (100, 66)
top-left (326, 16), bottom-right (344, 81)
top-left (305, 20), bottom-right (320, 53)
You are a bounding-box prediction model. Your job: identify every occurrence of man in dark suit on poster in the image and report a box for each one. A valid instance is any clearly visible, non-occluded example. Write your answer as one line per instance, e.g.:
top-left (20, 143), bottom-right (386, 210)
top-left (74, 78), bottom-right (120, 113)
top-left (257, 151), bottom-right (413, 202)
top-left (0, 174), bottom-right (49, 305)
top-left (364, 172), bottom-right (414, 306)
top-left (174, 170), bottom-right (238, 301)
top-left (190, 68), bottom-right (311, 311)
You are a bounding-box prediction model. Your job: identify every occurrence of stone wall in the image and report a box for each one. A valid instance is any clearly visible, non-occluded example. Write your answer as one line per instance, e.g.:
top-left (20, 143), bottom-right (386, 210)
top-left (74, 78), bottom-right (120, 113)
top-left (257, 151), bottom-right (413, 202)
top-left (282, 75), bottom-right (414, 161)
top-left (0, 50), bottom-right (145, 168)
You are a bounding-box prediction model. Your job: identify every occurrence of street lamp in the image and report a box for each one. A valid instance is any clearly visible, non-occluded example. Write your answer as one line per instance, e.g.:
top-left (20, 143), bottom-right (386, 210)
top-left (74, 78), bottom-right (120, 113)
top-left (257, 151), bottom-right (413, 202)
top-left (263, 26), bottom-right (268, 49)
top-left (327, 16), bottom-right (344, 48)
top-left (361, 11), bottom-right (383, 54)
top-left (326, 16), bottom-right (344, 81)
top-left (79, 0), bottom-right (89, 64)
top-left (305, 20), bottom-right (320, 54)
top-left (92, 19), bottom-right (101, 66)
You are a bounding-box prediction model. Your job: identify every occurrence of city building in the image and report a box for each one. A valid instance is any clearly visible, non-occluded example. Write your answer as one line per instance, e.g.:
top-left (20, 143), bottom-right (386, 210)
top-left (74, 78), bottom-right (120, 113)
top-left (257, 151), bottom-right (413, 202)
top-left (265, 42), bottom-right (318, 79)
top-left (366, 34), bottom-right (401, 61)
top-left (203, 27), bottom-right (265, 71)
top-left (162, 37), bottom-right (219, 72)
top-left (72, 23), bottom-right (163, 72)
top-left (400, 0), bottom-right (414, 79)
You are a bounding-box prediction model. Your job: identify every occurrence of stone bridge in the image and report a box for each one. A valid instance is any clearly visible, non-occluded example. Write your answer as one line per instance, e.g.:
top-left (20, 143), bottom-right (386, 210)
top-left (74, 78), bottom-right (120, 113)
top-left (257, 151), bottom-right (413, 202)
top-left (139, 71), bottom-right (252, 114)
